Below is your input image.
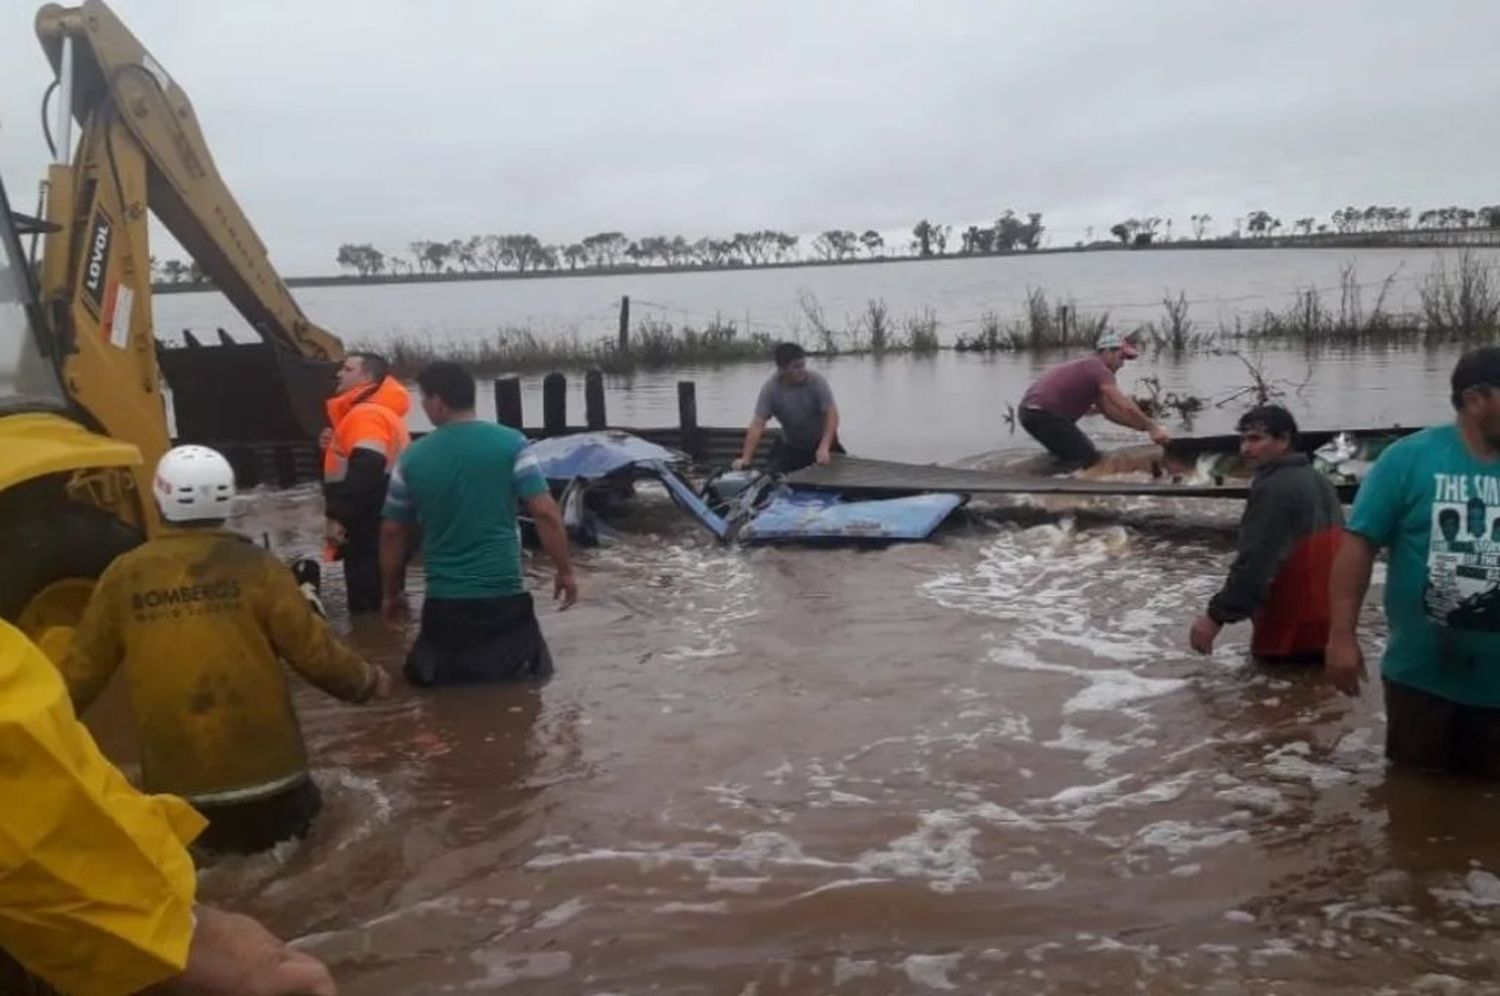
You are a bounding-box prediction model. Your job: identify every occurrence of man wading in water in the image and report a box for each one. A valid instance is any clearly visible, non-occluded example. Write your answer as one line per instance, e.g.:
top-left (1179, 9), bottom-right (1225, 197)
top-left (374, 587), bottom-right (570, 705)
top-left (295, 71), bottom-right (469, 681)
top-left (381, 362), bottom-right (578, 686)
top-left (1018, 330), bottom-right (1171, 469)
top-left (1328, 346), bottom-right (1500, 776)
top-left (1189, 405), bottom-right (1344, 663)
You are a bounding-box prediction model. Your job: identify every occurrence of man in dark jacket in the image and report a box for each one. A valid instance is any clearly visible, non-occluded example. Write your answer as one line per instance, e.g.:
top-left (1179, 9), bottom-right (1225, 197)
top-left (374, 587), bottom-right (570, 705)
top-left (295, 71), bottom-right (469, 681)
top-left (1189, 405), bottom-right (1344, 662)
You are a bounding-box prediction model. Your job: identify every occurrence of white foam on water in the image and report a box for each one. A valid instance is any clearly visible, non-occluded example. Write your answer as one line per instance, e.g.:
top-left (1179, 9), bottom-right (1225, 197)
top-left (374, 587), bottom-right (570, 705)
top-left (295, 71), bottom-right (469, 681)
top-left (653, 901), bottom-right (730, 914)
top-left (321, 767), bottom-right (398, 851)
top-left (1431, 870), bottom-right (1500, 909)
top-left (1009, 864), bottom-right (1066, 891)
top-left (833, 957), bottom-right (880, 986)
top-left (1214, 784), bottom-right (1289, 816)
top-left (986, 645), bottom-right (1186, 719)
top-left (903, 953), bottom-right (962, 990)
top-left (1046, 772), bottom-right (1197, 819)
top-left (1262, 742), bottom-right (1355, 789)
top-left (790, 877), bottom-right (894, 901)
top-left (532, 897), bottom-right (588, 931)
top-left (853, 810), bottom-right (982, 893)
top-left (465, 949), bottom-right (573, 990)
top-left (1134, 820), bottom-right (1252, 857)
top-left (707, 875), bottom-right (769, 895)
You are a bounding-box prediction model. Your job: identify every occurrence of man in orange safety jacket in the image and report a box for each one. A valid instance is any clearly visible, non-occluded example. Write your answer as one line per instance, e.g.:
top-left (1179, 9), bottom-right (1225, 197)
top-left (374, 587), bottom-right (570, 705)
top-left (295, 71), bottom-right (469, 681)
top-left (323, 352), bottom-right (410, 614)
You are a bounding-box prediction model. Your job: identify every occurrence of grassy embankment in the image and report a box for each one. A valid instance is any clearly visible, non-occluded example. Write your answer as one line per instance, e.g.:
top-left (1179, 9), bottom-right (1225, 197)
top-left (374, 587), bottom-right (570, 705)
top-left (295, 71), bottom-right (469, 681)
top-left (360, 251), bottom-right (1500, 379)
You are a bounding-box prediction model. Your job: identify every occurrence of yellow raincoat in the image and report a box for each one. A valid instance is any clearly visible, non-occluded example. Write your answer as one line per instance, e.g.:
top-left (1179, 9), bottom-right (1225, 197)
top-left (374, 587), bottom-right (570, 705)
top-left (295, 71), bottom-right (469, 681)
top-left (63, 529), bottom-right (378, 806)
top-left (0, 619), bottom-right (203, 995)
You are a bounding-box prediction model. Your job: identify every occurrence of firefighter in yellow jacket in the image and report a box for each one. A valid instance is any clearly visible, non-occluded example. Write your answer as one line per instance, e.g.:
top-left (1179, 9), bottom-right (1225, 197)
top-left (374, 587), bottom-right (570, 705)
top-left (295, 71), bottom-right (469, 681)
top-left (63, 445), bottom-right (391, 855)
top-left (0, 618), bottom-right (337, 995)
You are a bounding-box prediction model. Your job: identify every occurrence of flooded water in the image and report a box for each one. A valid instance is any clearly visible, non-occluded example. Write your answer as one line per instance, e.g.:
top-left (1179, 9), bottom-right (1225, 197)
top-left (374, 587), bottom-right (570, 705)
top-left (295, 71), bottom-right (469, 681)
top-left (129, 252), bottom-right (1500, 992)
top-left (156, 246), bottom-right (1500, 348)
top-left (387, 343), bottom-right (1452, 467)
top-left (165, 469), bottom-right (1500, 995)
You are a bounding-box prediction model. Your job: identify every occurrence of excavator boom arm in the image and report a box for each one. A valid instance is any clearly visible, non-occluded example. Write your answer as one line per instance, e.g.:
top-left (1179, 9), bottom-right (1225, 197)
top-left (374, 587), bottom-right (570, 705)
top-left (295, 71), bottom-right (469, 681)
top-left (35, 1), bottom-right (342, 364)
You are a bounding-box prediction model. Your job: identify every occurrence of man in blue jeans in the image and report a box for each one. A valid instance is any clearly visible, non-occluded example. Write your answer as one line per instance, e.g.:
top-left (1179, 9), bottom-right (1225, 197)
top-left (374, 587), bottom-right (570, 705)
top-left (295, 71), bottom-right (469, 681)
top-left (380, 362), bottom-right (578, 686)
top-left (1328, 346), bottom-right (1500, 775)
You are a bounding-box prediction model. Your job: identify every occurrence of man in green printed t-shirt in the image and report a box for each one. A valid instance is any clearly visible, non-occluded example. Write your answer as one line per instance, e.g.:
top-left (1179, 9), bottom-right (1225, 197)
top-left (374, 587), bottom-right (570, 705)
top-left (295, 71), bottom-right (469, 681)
top-left (380, 362), bottom-right (578, 686)
top-left (1328, 346), bottom-right (1500, 776)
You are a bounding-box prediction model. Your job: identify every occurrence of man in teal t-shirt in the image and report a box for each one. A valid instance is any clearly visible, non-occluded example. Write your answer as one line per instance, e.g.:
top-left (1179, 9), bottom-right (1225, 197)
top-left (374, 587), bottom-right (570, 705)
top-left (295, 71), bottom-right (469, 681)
top-left (1329, 346), bottom-right (1500, 776)
top-left (380, 362), bottom-right (578, 686)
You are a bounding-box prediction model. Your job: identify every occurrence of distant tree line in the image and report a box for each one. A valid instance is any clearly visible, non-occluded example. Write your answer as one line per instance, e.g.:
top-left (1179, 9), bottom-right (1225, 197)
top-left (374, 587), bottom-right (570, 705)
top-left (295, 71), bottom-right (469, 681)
top-left (1105, 203), bottom-right (1500, 246)
top-left (326, 210), bottom-right (1046, 279)
top-left (143, 198), bottom-right (1500, 286)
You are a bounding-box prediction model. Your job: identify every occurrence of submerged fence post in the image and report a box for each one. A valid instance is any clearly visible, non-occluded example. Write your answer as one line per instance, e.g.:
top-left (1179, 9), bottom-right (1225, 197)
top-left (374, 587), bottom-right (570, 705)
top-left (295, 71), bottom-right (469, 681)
top-left (584, 369), bottom-right (607, 429)
top-left (618, 295), bottom-right (631, 351)
top-left (494, 377), bottom-right (523, 429)
top-left (676, 380), bottom-right (699, 457)
top-left (542, 372), bottom-right (567, 436)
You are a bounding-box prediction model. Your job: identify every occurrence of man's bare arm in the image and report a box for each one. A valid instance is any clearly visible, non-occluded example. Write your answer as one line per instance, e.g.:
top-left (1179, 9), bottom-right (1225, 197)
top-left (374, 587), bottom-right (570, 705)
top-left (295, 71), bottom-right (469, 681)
top-left (736, 416), bottom-right (768, 468)
top-left (1326, 531), bottom-right (1377, 696)
top-left (525, 492), bottom-right (578, 608)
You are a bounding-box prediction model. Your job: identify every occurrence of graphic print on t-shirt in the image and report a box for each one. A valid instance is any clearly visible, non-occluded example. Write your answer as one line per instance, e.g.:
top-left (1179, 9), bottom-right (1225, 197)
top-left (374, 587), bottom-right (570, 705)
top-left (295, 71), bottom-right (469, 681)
top-left (1423, 472), bottom-right (1500, 631)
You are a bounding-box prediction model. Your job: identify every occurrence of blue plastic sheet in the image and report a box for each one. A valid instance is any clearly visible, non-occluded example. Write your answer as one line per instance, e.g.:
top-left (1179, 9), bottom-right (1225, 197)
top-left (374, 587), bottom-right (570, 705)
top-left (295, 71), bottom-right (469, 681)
top-left (741, 490), bottom-right (965, 543)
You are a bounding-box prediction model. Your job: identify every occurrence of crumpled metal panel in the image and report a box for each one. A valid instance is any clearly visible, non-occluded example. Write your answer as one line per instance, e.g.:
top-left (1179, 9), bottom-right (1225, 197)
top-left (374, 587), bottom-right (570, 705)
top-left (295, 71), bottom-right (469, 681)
top-left (525, 430), bottom-right (684, 481)
top-left (741, 490), bottom-right (965, 543)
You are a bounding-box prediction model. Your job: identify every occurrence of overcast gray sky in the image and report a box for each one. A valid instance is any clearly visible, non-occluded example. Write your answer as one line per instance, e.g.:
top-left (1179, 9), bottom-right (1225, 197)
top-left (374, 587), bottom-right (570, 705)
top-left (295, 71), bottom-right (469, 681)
top-left (2, 0), bottom-right (1497, 275)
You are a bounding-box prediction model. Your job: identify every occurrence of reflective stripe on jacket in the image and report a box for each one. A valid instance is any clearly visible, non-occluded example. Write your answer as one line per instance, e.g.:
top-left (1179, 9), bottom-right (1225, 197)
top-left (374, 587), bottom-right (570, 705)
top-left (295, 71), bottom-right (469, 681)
top-left (322, 376), bottom-right (411, 484)
top-left (0, 619), bottom-right (203, 995)
top-left (62, 530), bottom-right (378, 806)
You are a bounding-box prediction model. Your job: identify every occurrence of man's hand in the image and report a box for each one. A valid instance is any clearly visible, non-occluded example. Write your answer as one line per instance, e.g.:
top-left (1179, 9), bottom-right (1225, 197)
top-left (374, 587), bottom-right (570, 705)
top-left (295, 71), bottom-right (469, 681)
top-left (731, 457), bottom-right (749, 471)
top-left (815, 445), bottom-right (832, 466)
top-left (1325, 633), bottom-right (1366, 696)
top-left (318, 428), bottom-right (333, 451)
top-left (1188, 615), bottom-right (1221, 655)
top-left (151, 906), bottom-right (336, 996)
top-left (554, 570), bottom-right (579, 610)
top-left (381, 591), bottom-right (409, 627)
top-left (324, 519), bottom-right (347, 548)
top-left (1148, 424), bottom-right (1173, 447)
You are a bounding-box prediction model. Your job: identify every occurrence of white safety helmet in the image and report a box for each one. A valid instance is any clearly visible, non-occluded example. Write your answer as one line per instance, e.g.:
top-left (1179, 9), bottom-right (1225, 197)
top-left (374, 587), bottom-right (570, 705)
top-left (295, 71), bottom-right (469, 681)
top-left (153, 445), bottom-right (236, 522)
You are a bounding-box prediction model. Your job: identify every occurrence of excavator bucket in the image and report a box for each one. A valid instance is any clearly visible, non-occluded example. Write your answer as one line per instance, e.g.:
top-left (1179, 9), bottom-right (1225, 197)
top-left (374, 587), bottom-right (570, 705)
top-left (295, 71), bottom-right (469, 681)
top-left (157, 336), bottom-right (334, 443)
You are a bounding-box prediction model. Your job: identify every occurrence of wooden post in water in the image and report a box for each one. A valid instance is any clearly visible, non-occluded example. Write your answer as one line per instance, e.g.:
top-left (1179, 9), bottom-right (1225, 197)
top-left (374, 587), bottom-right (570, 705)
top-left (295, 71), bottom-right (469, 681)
top-left (584, 369), bottom-right (607, 429)
top-left (618, 295), bottom-right (631, 351)
top-left (494, 377), bottom-right (523, 429)
top-left (542, 372), bottom-right (567, 436)
top-left (676, 380), bottom-right (699, 458)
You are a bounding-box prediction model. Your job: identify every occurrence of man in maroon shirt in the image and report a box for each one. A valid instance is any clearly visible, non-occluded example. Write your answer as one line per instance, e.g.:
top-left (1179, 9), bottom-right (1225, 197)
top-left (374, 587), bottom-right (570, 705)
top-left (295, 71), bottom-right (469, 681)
top-left (1018, 331), bottom-right (1170, 468)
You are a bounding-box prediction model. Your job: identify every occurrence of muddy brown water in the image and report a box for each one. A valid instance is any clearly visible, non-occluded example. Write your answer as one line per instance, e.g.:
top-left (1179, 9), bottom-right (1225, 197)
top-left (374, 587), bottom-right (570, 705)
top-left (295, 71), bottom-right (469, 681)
top-left (88, 342), bottom-right (1500, 993)
top-left (83, 473), bottom-right (1500, 994)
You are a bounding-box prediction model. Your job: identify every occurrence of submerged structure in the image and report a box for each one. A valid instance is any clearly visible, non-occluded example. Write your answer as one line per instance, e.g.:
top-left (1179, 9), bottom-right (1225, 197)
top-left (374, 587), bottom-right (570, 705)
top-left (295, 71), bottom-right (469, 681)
top-left (522, 426), bottom-right (1418, 546)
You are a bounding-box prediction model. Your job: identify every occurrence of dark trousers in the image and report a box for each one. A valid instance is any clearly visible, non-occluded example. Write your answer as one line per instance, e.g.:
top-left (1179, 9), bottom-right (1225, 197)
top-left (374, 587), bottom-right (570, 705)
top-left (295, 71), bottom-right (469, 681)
top-left (342, 519), bottom-right (382, 614)
top-left (1384, 679), bottom-right (1500, 778)
top-left (1019, 407), bottom-right (1100, 469)
top-left (769, 436), bottom-right (845, 475)
top-left (193, 776), bottom-right (323, 855)
top-left (406, 594), bottom-right (554, 687)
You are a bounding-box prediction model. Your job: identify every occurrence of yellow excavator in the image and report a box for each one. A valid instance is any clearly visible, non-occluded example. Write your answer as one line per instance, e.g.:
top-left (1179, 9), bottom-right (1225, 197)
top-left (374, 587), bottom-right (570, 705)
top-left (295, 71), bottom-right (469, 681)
top-left (1, 0), bottom-right (343, 660)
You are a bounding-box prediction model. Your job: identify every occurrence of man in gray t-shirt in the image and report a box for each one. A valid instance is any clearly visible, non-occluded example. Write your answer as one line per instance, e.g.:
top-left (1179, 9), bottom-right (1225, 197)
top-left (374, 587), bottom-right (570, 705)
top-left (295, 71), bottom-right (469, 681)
top-left (734, 342), bottom-right (844, 474)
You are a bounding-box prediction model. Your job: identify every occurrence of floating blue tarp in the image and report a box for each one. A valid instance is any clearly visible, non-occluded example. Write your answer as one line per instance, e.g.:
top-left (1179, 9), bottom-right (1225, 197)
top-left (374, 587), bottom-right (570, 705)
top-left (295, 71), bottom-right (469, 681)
top-left (740, 490), bottom-right (966, 543)
top-left (526, 431), bottom-right (683, 481)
